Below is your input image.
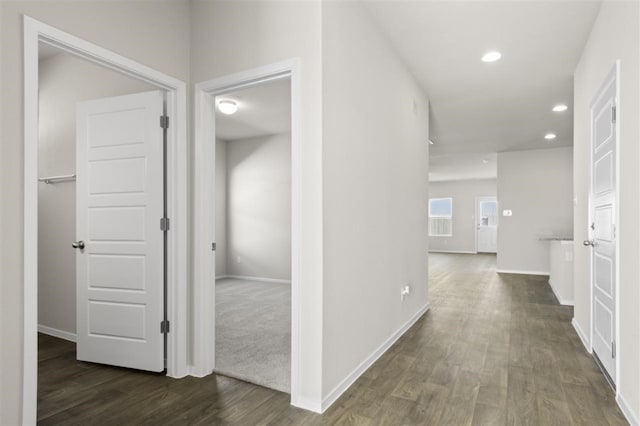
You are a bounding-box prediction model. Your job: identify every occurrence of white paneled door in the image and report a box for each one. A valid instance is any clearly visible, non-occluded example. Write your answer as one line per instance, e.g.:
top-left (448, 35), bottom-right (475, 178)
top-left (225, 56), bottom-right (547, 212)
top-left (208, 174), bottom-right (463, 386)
top-left (587, 67), bottom-right (617, 383)
top-left (476, 196), bottom-right (498, 253)
top-left (76, 91), bottom-right (165, 372)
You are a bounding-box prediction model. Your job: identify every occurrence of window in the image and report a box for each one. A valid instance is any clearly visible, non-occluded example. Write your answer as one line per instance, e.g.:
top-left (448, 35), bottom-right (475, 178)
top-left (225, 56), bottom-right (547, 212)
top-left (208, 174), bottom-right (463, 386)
top-left (479, 200), bottom-right (498, 227)
top-left (429, 198), bottom-right (452, 236)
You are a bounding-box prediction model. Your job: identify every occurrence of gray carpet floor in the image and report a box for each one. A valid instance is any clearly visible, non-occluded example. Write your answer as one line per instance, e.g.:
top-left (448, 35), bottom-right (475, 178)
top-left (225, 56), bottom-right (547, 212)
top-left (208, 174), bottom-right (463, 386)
top-left (215, 278), bottom-right (291, 393)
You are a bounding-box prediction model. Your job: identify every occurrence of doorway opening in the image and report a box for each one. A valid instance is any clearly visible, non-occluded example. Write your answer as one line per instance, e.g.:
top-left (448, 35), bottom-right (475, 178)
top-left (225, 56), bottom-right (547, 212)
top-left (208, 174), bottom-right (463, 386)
top-left (23, 17), bottom-right (188, 424)
top-left (213, 78), bottom-right (292, 392)
top-left (38, 43), bottom-right (166, 368)
top-left (193, 60), bottom-right (302, 404)
top-left (476, 196), bottom-right (498, 253)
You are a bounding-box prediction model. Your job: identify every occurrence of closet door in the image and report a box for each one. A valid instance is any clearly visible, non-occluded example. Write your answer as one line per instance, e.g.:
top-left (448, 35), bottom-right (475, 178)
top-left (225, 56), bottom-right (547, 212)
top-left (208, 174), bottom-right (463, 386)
top-left (75, 91), bottom-right (165, 372)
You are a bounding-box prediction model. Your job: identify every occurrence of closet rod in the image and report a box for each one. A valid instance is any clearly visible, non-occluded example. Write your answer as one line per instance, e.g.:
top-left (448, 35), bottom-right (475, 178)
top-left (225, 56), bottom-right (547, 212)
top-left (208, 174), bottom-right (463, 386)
top-left (38, 173), bottom-right (76, 184)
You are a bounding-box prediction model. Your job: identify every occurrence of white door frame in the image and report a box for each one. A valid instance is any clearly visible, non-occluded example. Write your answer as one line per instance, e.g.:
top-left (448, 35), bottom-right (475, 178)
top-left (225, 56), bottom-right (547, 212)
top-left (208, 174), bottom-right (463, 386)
top-left (23, 16), bottom-right (189, 424)
top-left (192, 60), bottom-right (301, 403)
top-left (588, 61), bottom-right (621, 392)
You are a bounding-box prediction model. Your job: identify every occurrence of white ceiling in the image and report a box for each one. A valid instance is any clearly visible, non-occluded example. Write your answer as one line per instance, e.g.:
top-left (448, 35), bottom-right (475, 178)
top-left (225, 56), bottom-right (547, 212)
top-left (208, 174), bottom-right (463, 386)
top-left (215, 78), bottom-right (291, 141)
top-left (364, 0), bottom-right (602, 182)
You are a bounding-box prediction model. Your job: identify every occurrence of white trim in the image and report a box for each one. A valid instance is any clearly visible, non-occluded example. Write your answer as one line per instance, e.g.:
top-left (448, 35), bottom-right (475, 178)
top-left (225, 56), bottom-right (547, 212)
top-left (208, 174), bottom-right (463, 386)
top-left (572, 317), bottom-right (591, 353)
top-left (613, 60), bottom-right (621, 397)
top-left (23, 18), bottom-right (39, 426)
top-left (37, 325), bottom-right (76, 343)
top-left (548, 280), bottom-right (574, 306)
top-left (193, 59), bottom-right (302, 404)
top-left (188, 366), bottom-right (211, 379)
top-left (221, 275), bottom-right (292, 285)
top-left (428, 250), bottom-right (477, 254)
top-left (191, 82), bottom-right (216, 378)
top-left (215, 275), bottom-right (230, 280)
top-left (23, 16), bottom-right (188, 424)
top-left (320, 304), bottom-right (431, 413)
top-left (496, 269), bottom-right (549, 276)
top-left (616, 393), bottom-right (640, 426)
top-left (292, 397), bottom-right (323, 414)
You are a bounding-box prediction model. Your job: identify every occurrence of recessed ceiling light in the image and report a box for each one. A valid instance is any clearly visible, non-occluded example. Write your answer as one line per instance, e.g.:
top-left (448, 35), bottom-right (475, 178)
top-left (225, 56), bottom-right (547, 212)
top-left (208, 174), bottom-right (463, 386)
top-left (544, 133), bottom-right (557, 140)
top-left (217, 99), bottom-right (238, 115)
top-left (552, 104), bottom-right (568, 112)
top-left (428, 139), bottom-right (435, 145)
top-left (481, 51), bottom-right (502, 63)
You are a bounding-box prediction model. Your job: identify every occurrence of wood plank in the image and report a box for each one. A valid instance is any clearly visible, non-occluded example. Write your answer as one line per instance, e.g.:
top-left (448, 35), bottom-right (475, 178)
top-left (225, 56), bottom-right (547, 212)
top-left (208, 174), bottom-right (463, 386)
top-left (471, 402), bottom-right (507, 426)
top-left (536, 394), bottom-right (574, 426)
top-left (563, 383), bottom-right (610, 425)
top-left (476, 384), bottom-right (507, 408)
top-left (36, 253), bottom-right (627, 425)
top-left (506, 367), bottom-right (538, 425)
top-left (405, 383), bottom-right (449, 425)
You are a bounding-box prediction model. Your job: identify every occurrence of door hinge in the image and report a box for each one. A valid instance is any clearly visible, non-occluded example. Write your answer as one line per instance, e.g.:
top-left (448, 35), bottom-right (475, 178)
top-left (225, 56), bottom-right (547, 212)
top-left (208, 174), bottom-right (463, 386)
top-left (612, 106), bottom-right (616, 124)
top-left (160, 115), bottom-right (170, 129)
top-left (613, 225), bottom-right (616, 239)
top-left (160, 217), bottom-right (170, 231)
top-left (612, 341), bottom-right (616, 358)
top-left (161, 320), bottom-right (170, 334)
top-left (212, 242), bottom-right (216, 251)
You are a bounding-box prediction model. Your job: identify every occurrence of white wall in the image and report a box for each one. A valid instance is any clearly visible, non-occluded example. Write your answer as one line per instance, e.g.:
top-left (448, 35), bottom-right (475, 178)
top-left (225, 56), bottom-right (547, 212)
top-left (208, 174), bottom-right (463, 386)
top-left (2, 0), bottom-right (429, 418)
top-left (322, 1), bottom-right (429, 401)
top-left (225, 133), bottom-right (292, 281)
top-left (38, 52), bottom-right (154, 337)
top-left (574, 1), bottom-right (640, 421)
top-left (497, 147), bottom-right (573, 274)
top-left (190, 0), bottom-right (324, 407)
top-left (428, 179), bottom-right (497, 253)
top-left (0, 2), bottom-right (190, 423)
top-left (215, 139), bottom-right (227, 277)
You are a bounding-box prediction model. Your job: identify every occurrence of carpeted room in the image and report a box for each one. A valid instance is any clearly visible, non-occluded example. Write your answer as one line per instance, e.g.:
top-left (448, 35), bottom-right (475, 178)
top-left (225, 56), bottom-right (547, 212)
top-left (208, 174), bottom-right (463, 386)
top-left (212, 78), bottom-right (293, 393)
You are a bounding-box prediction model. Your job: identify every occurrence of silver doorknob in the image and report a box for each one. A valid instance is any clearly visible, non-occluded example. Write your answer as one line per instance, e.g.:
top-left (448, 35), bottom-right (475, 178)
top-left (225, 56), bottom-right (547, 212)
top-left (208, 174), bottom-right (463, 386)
top-left (583, 240), bottom-right (595, 247)
top-left (72, 240), bottom-right (85, 249)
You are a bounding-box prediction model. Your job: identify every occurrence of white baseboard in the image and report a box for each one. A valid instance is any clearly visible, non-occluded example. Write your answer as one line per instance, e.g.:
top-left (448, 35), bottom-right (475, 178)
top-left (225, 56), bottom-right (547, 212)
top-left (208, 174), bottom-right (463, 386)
top-left (571, 317), bottom-right (591, 353)
top-left (215, 275), bottom-right (229, 280)
top-left (223, 275), bottom-right (291, 285)
top-left (189, 365), bottom-right (213, 378)
top-left (291, 396), bottom-right (322, 414)
top-left (548, 280), bottom-right (574, 306)
top-left (617, 392), bottom-right (640, 426)
top-left (320, 303), bottom-right (431, 413)
top-left (38, 325), bottom-right (76, 342)
top-left (428, 250), bottom-right (477, 254)
top-left (496, 269), bottom-right (549, 276)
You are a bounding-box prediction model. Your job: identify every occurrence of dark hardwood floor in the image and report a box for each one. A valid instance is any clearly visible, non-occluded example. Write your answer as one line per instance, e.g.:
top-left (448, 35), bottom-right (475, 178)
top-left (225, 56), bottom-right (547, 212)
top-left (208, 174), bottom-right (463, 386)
top-left (38, 253), bottom-right (627, 425)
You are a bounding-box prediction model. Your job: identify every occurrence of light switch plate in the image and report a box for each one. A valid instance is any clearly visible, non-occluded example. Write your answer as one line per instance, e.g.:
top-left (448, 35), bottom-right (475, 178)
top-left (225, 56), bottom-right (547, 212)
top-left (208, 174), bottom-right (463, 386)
top-left (503, 210), bottom-right (513, 217)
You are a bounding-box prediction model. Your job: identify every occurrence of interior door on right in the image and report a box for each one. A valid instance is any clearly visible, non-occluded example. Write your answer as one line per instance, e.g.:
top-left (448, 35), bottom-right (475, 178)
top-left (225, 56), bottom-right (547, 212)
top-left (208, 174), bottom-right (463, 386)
top-left (476, 196), bottom-right (497, 253)
top-left (589, 66), bottom-right (617, 383)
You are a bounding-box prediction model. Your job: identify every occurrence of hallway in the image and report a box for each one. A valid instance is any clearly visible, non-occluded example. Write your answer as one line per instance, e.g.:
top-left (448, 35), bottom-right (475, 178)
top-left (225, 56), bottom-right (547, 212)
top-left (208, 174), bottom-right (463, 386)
top-left (321, 253), bottom-right (626, 424)
top-left (37, 253), bottom-right (627, 424)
